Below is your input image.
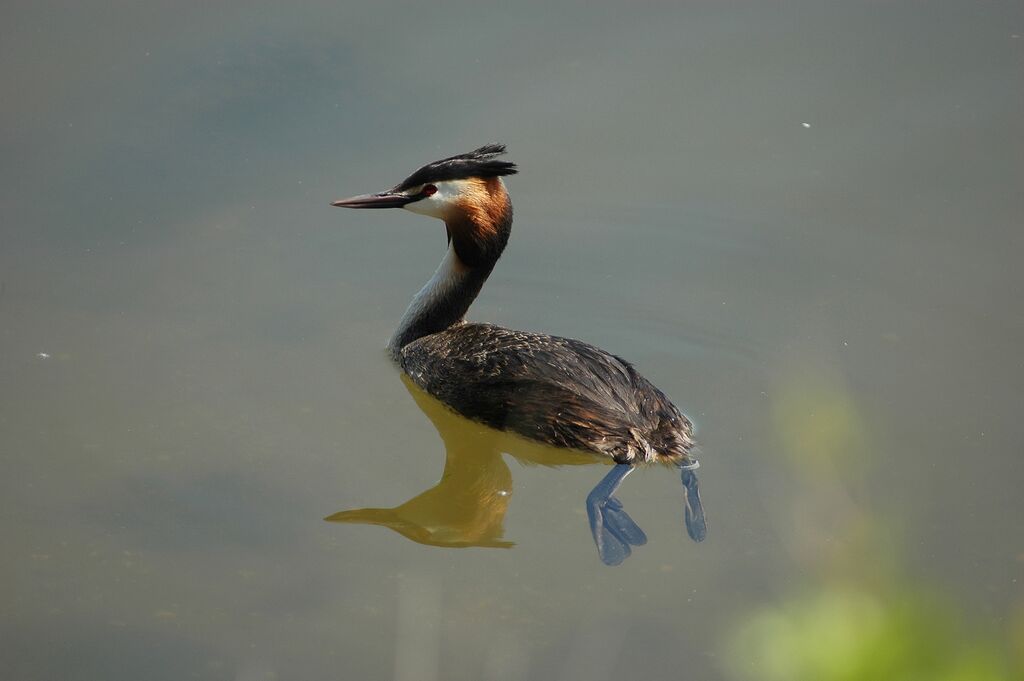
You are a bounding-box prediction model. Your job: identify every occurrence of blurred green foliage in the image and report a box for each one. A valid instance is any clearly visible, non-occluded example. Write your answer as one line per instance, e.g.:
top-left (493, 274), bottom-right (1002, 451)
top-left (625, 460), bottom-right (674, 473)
top-left (727, 586), bottom-right (1016, 681)
top-left (724, 370), bottom-right (1022, 681)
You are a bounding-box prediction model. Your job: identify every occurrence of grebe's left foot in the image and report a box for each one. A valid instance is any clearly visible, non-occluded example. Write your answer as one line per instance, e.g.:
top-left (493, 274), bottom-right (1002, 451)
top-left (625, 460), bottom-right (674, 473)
top-left (586, 464), bottom-right (647, 566)
top-left (679, 466), bottom-right (707, 542)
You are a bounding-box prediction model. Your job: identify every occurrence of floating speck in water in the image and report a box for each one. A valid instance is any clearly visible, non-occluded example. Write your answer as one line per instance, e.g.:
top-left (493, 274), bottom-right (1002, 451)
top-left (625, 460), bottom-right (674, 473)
top-left (801, 122), bottom-right (811, 129)
top-left (37, 352), bottom-right (50, 359)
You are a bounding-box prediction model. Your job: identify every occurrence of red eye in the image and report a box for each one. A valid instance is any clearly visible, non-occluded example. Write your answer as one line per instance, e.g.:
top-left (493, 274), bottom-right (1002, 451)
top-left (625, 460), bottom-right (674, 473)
top-left (422, 184), bottom-right (437, 196)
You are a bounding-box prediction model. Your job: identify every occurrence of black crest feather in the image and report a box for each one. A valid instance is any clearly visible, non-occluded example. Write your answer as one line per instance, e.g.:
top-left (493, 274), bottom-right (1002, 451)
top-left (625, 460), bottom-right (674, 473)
top-left (394, 144), bottom-right (518, 191)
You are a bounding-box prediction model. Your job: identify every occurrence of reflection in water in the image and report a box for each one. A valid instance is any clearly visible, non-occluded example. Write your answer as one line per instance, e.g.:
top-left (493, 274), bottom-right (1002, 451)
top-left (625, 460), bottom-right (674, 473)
top-left (327, 376), bottom-right (706, 565)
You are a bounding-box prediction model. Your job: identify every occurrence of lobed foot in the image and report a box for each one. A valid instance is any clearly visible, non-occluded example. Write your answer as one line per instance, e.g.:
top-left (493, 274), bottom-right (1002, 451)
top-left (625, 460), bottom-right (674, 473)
top-left (586, 464), bottom-right (647, 566)
top-left (680, 467), bottom-right (707, 542)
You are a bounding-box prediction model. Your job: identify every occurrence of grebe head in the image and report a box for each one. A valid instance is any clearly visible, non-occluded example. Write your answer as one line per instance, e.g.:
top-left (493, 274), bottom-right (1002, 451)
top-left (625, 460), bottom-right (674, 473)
top-left (331, 144), bottom-right (516, 221)
top-left (332, 145), bottom-right (517, 350)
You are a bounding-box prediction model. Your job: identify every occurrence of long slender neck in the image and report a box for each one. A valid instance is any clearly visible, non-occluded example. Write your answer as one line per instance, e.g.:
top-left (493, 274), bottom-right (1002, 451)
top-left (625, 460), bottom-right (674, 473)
top-left (388, 247), bottom-right (490, 353)
top-left (389, 181), bottom-right (512, 354)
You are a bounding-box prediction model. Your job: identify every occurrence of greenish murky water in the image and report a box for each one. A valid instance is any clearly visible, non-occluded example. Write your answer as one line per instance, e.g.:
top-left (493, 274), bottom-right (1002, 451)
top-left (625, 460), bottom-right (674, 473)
top-left (3, 2), bottom-right (1022, 679)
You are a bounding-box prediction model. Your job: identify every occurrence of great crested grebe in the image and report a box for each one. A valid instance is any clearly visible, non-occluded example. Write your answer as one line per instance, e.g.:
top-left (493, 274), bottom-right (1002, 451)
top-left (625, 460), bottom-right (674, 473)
top-left (332, 145), bottom-right (706, 563)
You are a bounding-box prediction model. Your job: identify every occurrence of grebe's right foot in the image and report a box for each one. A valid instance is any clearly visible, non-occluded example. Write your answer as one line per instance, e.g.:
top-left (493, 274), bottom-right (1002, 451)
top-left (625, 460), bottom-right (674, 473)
top-left (586, 464), bottom-right (647, 566)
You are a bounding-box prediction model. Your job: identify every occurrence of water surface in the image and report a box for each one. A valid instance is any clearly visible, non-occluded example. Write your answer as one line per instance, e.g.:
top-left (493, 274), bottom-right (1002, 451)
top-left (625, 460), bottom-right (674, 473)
top-left (2, 2), bottom-right (1022, 679)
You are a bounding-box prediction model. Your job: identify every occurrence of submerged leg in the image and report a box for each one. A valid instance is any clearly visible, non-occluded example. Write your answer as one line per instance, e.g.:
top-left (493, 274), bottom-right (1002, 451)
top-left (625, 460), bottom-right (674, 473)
top-left (679, 465), bottom-right (707, 542)
top-left (586, 464), bottom-right (647, 566)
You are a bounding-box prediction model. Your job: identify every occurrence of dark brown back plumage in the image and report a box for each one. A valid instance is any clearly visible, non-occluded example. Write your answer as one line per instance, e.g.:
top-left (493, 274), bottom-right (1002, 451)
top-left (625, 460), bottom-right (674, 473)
top-left (400, 323), bottom-right (695, 465)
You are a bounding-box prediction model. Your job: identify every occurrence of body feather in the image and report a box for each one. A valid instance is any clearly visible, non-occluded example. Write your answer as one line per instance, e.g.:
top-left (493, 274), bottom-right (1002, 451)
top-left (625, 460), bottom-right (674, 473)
top-left (400, 323), bottom-right (695, 464)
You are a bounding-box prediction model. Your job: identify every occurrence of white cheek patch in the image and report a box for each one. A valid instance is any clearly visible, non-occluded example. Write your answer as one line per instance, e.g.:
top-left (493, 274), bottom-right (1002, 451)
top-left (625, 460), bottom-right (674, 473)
top-left (403, 180), bottom-right (470, 219)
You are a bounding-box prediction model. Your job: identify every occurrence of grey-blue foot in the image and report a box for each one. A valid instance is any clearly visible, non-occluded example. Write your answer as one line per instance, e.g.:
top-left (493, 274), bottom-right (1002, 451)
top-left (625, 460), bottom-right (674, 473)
top-left (680, 467), bottom-right (707, 542)
top-left (586, 464), bottom-right (647, 566)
